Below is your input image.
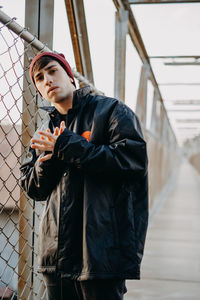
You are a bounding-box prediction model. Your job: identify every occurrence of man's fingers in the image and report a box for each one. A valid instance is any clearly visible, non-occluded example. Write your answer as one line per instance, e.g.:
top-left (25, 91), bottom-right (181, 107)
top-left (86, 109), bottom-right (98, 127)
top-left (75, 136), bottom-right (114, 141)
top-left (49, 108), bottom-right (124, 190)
top-left (38, 124), bottom-right (65, 139)
top-left (31, 138), bottom-right (54, 147)
top-left (38, 131), bottom-right (57, 140)
top-left (46, 128), bottom-right (52, 142)
top-left (40, 129), bottom-right (51, 141)
top-left (31, 144), bottom-right (53, 151)
top-left (61, 120), bottom-right (66, 127)
top-left (59, 121), bottom-right (66, 135)
top-left (54, 127), bottom-right (59, 136)
top-left (59, 127), bottom-right (63, 135)
top-left (31, 137), bottom-right (54, 152)
top-left (38, 153), bottom-right (52, 162)
top-left (32, 123), bottom-right (65, 161)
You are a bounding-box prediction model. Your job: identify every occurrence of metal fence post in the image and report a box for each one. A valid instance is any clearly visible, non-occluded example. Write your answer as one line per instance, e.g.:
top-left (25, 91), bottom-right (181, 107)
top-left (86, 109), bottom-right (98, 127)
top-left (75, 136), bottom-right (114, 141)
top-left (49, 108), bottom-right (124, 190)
top-left (19, 1), bottom-right (54, 299)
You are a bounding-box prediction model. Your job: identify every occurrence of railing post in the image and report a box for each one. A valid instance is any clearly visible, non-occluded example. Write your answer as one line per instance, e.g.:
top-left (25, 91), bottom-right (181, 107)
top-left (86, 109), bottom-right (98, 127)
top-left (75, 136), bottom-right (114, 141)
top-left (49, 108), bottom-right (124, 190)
top-left (136, 64), bottom-right (148, 127)
top-left (150, 88), bottom-right (161, 138)
top-left (114, 8), bottom-right (128, 102)
top-left (148, 88), bottom-right (161, 201)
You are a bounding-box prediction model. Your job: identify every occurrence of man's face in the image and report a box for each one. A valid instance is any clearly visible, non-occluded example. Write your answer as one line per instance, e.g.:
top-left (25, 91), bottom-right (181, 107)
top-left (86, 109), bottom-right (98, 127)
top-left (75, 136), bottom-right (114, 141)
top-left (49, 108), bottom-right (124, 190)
top-left (33, 60), bottom-right (75, 103)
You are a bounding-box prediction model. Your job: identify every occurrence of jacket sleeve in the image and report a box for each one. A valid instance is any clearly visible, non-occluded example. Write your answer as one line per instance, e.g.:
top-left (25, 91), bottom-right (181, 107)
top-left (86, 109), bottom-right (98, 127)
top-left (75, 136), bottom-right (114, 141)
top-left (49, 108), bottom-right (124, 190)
top-left (53, 102), bottom-right (148, 179)
top-left (20, 141), bottom-right (66, 201)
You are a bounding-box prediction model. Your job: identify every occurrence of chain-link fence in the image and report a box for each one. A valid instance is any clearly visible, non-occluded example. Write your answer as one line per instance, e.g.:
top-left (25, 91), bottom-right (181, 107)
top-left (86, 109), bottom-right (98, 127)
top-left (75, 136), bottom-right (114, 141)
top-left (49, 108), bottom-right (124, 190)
top-left (0, 10), bottom-right (51, 300)
top-left (0, 9), bottom-right (104, 300)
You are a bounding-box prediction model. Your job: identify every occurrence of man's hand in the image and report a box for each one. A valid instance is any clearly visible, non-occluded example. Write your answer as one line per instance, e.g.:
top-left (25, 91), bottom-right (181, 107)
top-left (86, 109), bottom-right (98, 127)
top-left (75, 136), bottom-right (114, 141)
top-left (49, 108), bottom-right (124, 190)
top-left (31, 121), bottom-right (66, 162)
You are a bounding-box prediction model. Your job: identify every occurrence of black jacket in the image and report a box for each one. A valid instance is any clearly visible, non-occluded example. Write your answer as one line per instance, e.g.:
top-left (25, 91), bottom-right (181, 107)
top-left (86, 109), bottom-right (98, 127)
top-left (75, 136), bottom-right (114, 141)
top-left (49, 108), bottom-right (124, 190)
top-left (20, 86), bottom-right (148, 280)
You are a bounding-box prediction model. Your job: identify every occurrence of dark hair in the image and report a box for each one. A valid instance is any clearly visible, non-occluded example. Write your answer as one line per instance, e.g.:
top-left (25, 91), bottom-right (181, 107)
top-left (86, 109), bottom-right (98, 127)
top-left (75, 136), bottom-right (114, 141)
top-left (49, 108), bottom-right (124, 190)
top-left (32, 56), bottom-right (68, 83)
top-left (32, 56), bottom-right (53, 79)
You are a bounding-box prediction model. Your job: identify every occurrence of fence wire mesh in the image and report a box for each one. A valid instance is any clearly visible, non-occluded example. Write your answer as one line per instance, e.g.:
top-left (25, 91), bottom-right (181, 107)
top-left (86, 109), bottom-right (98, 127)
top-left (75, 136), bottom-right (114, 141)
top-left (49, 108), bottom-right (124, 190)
top-left (0, 14), bottom-right (49, 300)
top-left (0, 10), bottom-right (102, 300)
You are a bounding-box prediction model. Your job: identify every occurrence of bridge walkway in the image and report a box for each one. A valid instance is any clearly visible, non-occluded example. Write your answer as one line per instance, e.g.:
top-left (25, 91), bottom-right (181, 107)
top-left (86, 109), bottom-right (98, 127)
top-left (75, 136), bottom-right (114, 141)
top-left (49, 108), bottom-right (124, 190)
top-left (125, 160), bottom-right (200, 300)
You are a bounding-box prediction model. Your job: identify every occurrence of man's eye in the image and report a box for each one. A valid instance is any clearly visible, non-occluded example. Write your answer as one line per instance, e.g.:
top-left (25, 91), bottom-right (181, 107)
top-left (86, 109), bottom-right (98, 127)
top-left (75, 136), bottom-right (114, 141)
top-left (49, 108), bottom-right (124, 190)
top-left (36, 76), bottom-right (43, 82)
top-left (50, 69), bottom-right (56, 74)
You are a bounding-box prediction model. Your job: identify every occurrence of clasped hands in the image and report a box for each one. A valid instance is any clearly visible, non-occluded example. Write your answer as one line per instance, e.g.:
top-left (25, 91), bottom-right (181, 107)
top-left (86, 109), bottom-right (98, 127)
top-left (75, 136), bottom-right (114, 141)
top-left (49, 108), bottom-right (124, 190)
top-left (31, 121), bottom-right (66, 162)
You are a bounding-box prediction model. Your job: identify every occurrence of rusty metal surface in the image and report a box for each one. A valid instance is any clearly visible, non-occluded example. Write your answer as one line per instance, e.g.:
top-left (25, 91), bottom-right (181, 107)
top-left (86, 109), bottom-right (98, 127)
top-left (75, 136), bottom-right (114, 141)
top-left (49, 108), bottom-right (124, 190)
top-left (64, 0), bottom-right (83, 76)
top-left (64, 0), bottom-right (94, 84)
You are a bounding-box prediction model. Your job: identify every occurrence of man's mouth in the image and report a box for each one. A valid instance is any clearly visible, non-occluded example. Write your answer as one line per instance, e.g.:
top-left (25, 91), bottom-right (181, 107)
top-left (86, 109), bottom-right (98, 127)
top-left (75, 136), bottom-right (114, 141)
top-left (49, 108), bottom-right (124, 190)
top-left (48, 86), bottom-right (59, 94)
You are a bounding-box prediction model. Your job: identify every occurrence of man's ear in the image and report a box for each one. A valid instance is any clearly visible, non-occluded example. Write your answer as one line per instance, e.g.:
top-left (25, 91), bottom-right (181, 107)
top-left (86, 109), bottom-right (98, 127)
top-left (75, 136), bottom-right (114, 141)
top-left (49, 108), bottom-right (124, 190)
top-left (69, 77), bottom-right (76, 88)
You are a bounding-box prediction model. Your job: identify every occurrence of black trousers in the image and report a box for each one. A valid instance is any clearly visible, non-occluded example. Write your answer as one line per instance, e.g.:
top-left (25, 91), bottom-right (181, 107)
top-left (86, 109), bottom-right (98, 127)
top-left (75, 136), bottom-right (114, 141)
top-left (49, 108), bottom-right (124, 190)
top-left (43, 273), bottom-right (127, 300)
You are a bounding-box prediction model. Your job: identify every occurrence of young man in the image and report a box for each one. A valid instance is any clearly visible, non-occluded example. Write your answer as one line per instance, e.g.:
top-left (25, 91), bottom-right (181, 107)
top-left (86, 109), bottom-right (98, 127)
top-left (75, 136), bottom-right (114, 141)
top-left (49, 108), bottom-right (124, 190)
top-left (20, 52), bottom-right (149, 300)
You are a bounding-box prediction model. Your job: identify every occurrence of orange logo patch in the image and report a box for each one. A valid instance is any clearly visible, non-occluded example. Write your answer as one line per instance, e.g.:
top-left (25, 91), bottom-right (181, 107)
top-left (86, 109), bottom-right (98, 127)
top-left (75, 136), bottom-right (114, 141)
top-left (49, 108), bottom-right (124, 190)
top-left (81, 131), bottom-right (91, 142)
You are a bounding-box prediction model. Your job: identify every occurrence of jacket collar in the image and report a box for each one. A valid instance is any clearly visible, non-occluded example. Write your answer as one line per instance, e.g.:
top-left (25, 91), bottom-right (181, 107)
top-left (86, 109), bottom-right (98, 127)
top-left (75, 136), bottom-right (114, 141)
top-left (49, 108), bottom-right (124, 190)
top-left (39, 86), bottom-right (92, 114)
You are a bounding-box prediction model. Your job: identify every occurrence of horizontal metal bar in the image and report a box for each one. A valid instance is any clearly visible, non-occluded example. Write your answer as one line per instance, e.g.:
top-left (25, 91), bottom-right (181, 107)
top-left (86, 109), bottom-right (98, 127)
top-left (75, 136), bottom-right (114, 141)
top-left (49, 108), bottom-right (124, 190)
top-left (0, 9), bottom-right (104, 95)
top-left (168, 109), bottom-right (200, 112)
top-left (176, 119), bottom-right (200, 123)
top-left (0, 9), bottom-right (50, 52)
top-left (165, 100), bottom-right (200, 105)
top-left (174, 122), bottom-right (200, 126)
top-left (177, 134), bottom-right (200, 138)
top-left (167, 100), bottom-right (200, 104)
top-left (150, 55), bottom-right (200, 59)
top-left (129, 0), bottom-right (200, 4)
top-left (176, 129), bottom-right (200, 132)
top-left (159, 83), bottom-right (200, 86)
top-left (164, 62), bottom-right (200, 66)
top-left (177, 134), bottom-right (200, 137)
top-left (176, 124), bottom-right (200, 133)
top-left (177, 133), bottom-right (200, 135)
top-left (177, 127), bottom-right (200, 130)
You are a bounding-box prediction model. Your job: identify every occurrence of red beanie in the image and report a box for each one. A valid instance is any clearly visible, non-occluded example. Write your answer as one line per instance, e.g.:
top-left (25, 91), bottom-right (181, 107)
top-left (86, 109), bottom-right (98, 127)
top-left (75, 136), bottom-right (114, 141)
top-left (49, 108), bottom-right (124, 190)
top-left (29, 52), bottom-right (76, 91)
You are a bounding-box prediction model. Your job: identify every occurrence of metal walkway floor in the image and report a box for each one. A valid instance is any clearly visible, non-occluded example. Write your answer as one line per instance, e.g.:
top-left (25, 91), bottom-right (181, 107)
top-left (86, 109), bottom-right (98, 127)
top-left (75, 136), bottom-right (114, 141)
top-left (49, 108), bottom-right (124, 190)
top-left (125, 160), bottom-right (200, 300)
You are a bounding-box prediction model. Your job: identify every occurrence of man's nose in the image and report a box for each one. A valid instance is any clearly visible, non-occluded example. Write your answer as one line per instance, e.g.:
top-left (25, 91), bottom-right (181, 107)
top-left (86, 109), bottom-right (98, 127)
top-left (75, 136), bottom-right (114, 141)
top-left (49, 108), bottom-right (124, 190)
top-left (44, 74), bottom-right (53, 85)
